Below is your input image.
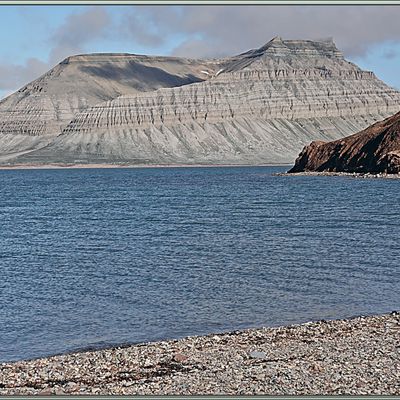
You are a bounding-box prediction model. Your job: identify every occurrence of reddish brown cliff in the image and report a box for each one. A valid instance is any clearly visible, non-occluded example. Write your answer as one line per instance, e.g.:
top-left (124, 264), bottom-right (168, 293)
top-left (289, 111), bottom-right (400, 174)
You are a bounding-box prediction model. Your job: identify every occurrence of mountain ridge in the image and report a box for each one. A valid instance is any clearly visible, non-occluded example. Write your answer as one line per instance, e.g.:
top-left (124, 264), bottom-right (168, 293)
top-left (1, 37), bottom-right (400, 166)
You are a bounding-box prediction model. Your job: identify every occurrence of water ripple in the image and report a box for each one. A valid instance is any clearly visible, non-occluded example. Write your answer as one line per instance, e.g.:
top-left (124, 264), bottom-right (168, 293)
top-left (0, 166), bottom-right (399, 362)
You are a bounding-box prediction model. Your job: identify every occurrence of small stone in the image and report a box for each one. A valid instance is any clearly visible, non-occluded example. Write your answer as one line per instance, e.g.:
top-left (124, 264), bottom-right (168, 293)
top-left (249, 351), bottom-right (266, 359)
top-left (38, 389), bottom-right (52, 395)
top-left (66, 381), bottom-right (78, 391)
top-left (174, 353), bottom-right (188, 363)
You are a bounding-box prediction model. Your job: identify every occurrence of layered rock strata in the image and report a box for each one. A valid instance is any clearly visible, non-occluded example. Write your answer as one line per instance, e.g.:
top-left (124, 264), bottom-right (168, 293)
top-left (0, 54), bottom-right (218, 159)
top-left (289, 111), bottom-right (400, 174)
top-left (2, 37), bottom-right (400, 165)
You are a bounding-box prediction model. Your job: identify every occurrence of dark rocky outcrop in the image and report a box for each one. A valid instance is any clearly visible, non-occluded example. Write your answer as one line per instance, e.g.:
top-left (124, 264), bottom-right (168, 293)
top-left (289, 111), bottom-right (400, 174)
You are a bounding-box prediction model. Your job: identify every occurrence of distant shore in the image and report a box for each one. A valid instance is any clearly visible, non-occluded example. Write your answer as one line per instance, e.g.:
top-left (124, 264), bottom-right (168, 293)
top-left (1, 312), bottom-right (399, 395)
top-left (0, 162), bottom-right (292, 171)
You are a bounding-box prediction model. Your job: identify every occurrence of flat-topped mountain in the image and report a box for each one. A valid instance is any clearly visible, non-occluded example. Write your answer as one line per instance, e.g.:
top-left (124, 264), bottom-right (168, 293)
top-left (0, 53), bottom-right (219, 161)
top-left (289, 111), bottom-right (400, 174)
top-left (222, 36), bottom-right (344, 72)
top-left (1, 37), bottom-right (400, 166)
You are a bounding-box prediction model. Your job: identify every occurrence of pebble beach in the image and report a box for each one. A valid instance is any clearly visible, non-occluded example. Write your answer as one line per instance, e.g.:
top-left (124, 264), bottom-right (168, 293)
top-left (1, 312), bottom-right (399, 395)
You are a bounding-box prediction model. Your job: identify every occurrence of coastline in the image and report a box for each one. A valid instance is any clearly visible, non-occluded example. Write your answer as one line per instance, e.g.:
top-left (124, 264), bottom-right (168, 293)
top-left (0, 162), bottom-right (292, 171)
top-left (1, 312), bottom-right (399, 395)
top-left (277, 171), bottom-right (400, 179)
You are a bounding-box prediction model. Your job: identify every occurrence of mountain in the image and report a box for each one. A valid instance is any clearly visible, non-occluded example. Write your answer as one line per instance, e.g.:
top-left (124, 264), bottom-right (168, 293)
top-left (288, 111), bottom-right (400, 174)
top-left (0, 54), bottom-right (219, 162)
top-left (1, 37), bottom-right (400, 166)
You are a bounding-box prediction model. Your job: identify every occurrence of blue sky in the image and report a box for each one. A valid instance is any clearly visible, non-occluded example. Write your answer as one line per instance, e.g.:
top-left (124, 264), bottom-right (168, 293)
top-left (1, 5), bottom-right (400, 98)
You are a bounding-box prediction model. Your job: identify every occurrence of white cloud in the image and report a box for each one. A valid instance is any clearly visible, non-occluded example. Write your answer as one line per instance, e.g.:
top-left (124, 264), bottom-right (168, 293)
top-left (164, 6), bottom-right (400, 58)
top-left (2, 5), bottom-right (400, 94)
top-left (0, 7), bottom-right (112, 94)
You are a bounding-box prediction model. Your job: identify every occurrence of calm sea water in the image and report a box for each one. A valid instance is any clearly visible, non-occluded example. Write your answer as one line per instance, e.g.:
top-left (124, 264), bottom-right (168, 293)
top-left (0, 166), bottom-right (399, 362)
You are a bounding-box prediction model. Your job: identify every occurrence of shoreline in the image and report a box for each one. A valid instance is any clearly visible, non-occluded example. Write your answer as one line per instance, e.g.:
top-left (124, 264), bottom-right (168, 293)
top-left (0, 162), bottom-right (292, 171)
top-left (1, 312), bottom-right (399, 395)
top-left (276, 171), bottom-right (400, 179)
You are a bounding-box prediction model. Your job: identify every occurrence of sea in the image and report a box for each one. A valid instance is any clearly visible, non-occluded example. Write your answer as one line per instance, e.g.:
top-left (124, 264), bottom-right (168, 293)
top-left (0, 166), bottom-right (399, 362)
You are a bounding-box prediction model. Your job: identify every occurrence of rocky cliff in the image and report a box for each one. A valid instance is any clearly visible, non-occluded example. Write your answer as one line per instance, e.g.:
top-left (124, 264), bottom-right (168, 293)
top-left (1, 37), bottom-right (400, 165)
top-left (289, 111), bottom-right (400, 174)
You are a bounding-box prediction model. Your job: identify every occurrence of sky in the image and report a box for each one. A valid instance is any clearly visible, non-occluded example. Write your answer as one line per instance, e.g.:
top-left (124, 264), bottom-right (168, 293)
top-left (1, 5), bottom-right (400, 98)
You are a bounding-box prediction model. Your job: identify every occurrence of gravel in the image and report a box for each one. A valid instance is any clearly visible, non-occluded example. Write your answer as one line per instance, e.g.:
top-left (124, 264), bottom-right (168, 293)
top-left (1, 312), bottom-right (399, 395)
